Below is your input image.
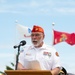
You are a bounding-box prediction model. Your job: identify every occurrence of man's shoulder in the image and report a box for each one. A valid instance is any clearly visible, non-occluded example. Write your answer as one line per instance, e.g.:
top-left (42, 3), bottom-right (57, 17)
top-left (45, 44), bottom-right (55, 49)
top-left (45, 44), bottom-right (56, 52)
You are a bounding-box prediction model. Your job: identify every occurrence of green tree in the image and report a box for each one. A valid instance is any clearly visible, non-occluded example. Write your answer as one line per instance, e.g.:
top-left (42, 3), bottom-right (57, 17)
top-left (6, 62), bottom-right (14, 70)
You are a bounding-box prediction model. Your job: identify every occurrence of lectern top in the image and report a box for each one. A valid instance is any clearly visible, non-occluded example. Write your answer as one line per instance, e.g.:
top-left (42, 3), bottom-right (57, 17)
top-left (5, 70), bottom-right (52, 75)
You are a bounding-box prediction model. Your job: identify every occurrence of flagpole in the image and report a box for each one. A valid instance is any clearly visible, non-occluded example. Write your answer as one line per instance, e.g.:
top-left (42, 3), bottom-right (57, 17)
top-left (51, 22), bottom-right (55, 46)
top-left (52, 22), bottom-right (55, 29)
top-left (14, 20), bottom-right (19, 70)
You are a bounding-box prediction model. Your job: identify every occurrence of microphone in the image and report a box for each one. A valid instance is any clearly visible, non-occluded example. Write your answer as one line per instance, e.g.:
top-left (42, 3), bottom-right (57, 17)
top-left (13, 40), bottom-right (26, 48)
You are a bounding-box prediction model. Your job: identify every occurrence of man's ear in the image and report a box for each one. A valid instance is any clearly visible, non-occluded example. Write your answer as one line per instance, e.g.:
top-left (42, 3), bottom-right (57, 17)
top-left (43, 34), bottom-right (45, 39)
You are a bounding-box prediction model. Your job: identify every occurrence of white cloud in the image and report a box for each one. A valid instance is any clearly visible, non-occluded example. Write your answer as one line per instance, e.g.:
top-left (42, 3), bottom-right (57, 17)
top-left (0, 0), bottom-right (75, 15)
top-left (54, 8), bottom-right (75, 14)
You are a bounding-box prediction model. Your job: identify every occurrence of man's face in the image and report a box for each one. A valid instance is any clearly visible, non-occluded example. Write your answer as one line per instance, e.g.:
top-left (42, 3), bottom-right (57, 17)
top-left (31, 32), bottom-right (44, 47)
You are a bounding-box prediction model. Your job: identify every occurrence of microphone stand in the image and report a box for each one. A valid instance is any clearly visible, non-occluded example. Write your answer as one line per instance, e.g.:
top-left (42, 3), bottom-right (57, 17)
top-left (15, 45), bottom-right (20, 70)
top-left (14, 40), bottom-right (26, 70)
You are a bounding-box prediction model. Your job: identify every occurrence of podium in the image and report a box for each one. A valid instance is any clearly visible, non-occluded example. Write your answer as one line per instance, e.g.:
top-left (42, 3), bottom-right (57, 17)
top-left (5, 70), bottom-right (52, 75)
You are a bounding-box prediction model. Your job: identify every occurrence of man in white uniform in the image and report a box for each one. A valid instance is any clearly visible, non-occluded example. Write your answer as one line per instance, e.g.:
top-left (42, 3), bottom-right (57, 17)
top-left (17, 25), bottom-right (61, 75)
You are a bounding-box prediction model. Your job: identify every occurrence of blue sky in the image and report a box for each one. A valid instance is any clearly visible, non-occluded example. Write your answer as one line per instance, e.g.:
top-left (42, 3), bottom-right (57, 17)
top-left (0, 0), bottom-right (75, 74)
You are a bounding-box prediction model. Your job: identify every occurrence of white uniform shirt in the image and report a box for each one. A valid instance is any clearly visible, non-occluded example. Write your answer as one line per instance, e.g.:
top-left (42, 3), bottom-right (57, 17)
top-left (19, 43), bottom-right (61, 70)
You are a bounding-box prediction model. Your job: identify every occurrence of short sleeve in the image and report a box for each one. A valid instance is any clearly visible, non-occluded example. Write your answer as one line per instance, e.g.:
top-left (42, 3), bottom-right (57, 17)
top-left (51, 49), bottom-right (61, 69)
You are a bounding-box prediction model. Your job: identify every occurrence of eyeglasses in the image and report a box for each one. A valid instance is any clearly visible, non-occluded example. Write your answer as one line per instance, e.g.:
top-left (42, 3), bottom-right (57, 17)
top-left (31, 33), bottom-right (43, 37)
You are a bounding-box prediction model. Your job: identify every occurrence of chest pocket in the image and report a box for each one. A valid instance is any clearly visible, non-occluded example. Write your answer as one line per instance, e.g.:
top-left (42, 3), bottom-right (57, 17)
top-left (40, 51), bottom-right (52, 63)
top-left (43, 55), bottom-right (51, 60)
top-left (24, 53), bottom-right (35, 61)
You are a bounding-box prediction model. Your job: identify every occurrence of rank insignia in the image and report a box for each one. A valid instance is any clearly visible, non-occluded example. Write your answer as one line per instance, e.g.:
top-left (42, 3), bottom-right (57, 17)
top-left (48, 52), bottom-right (51, 57)
top-left (43, 52), bottom-right (51, 57)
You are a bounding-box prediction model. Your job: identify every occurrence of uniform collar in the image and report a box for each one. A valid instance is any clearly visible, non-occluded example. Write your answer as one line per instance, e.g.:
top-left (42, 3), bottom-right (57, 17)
top-left (30, 43), bottom-right (47, 50)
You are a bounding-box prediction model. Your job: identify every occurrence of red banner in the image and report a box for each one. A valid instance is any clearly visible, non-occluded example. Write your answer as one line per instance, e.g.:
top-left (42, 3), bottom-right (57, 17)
top-left (53, 30), bottom-right (75, 45)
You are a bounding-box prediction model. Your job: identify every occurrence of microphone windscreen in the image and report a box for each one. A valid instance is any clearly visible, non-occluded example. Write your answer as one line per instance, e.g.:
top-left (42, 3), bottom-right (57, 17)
top-left (20, 40), bottom-right (26, 46)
